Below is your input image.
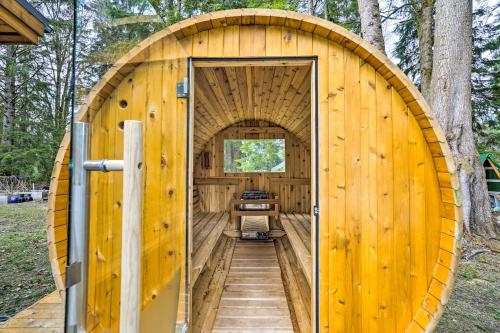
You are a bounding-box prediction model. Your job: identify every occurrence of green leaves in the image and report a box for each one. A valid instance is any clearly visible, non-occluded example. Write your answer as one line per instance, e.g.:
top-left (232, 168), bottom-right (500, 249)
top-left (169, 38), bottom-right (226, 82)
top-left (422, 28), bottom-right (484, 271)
top-left (224, 139), bottom-right (285, 173)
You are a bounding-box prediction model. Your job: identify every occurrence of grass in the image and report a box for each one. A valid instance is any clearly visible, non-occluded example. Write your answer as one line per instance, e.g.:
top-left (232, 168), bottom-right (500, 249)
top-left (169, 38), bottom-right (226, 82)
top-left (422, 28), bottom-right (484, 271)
top-left (436, 236), bottom-right (500, 332)
top-left (0, 202), bottom-right (498, 331)
top-left (0, 201), bottom-right (53, 321)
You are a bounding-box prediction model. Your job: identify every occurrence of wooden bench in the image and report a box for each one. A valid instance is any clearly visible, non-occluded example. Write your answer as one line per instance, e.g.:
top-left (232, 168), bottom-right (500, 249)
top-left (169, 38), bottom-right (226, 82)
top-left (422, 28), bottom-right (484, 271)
top-left (192, 188), bottom-right (229, 285)
top-left (279, 213), bottom-right (312, 286)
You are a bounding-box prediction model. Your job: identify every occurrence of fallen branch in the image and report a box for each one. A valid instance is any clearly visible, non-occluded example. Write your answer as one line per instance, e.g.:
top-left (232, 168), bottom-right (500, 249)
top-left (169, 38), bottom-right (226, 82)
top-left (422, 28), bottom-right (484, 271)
top-left (461, 248), bottom-right (491, 260)
top-left (110, 15), bottom-right (164, 27)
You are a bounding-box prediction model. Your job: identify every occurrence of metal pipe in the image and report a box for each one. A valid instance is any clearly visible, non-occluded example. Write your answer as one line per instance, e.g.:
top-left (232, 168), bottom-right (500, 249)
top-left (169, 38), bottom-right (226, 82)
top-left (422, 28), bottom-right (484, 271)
top-left (66, 122), bottom-right (89, 333)
top-left (83, 160), bottom-right (124, 172)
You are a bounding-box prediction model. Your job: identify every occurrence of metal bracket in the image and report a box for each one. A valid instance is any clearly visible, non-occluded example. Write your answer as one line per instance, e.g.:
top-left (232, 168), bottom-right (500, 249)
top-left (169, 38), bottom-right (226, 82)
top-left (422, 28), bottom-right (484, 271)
top-left (176, 77), bottom-right (189, 98)
top-left (313, 205), bottom-right (319, 216)
top-left (66, 262), bottom-right (82, 288)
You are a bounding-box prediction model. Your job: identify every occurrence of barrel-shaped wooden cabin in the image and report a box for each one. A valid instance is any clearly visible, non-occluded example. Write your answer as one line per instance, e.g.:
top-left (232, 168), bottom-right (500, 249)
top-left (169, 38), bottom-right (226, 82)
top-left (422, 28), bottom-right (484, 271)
top-left (47, 9), bottom-right (461, 333)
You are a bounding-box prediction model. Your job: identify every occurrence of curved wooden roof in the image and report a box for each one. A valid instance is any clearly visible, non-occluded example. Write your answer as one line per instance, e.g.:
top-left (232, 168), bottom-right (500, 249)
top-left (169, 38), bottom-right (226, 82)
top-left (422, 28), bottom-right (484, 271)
top-left (47, 9), bottom-right (462, 333)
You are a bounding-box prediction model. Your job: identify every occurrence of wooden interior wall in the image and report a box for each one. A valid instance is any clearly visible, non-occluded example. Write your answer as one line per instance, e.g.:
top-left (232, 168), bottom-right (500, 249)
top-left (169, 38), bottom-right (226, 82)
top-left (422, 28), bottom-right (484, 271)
top-left (193, 65), bottom-right (311, 157)
top-left (48, 10), bottom-right (459, 333)
top-left (194, 121), bottom-right (311, 213)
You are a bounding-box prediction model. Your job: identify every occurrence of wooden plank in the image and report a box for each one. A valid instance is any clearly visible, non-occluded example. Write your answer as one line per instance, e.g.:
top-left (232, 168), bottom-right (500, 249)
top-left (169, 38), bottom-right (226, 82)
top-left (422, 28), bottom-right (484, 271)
top-left (313, 33), bottom-right (330, 333)
top-left (232, 210), bottom-right (279, 217)
top-left (194, 177), bottom-right (249, 185)
top-left (109, 71), bottom-right (133, 331)
top-left (275, 239), bottom-right (311, 333)
top-left (239, 25), bottom-right (266, 57)
top-left (376, 73), bottom-right (395, 332)
top-left (193, 237), bottom-right (232, 333)
top-left (0, 1), bottom-right (46, 36)
top-left (0, 5), bottom-right (38, 43)
top-left (343, 47), bottom-right (361, 331)
top-left (269, 177), bottom-right (310, 185)
top-left (0, 292), bottom-right (63, 332)
top-left (223, 229), bottom-right (286, 238)
top-left (329, 41), bottom-right (346, 333)
top-left (359, 59), bottom-right (378, 332)
top-left (392, 88), bottom-right (412, 332)
top-left (408, 113), bottom-right (428, 315)
top-left (199, 238), bottom-right (236, 332)
top-left (280, 214), bottom-right (312, 286)
top-left (213, 240), bottom-right (294, 332)
top-left (425, 144), bottom-right (443, 284)
top-left (119, 121), bottom-right (143, 333)
top-left (192, 213), bottom-right (229, 284)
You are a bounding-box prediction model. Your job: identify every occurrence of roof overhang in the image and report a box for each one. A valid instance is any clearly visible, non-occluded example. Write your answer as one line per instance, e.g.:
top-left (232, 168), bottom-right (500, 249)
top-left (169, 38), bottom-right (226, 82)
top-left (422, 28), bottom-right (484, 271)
top-left (0, 0), bottom-right (51, 44)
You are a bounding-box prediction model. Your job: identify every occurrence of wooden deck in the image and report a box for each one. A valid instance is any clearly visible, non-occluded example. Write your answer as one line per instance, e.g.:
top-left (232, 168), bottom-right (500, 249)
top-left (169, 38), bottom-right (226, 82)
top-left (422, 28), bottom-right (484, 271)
top-left (0, 291), bottom-right (63, 333)
top-left (212, 240), bottom-right (294, 333)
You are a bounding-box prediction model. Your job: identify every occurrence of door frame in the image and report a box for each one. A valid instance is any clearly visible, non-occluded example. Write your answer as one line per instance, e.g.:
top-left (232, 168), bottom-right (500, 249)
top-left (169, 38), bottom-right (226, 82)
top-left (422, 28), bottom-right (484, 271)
top-left (187, 56), bottom-right (319, 332)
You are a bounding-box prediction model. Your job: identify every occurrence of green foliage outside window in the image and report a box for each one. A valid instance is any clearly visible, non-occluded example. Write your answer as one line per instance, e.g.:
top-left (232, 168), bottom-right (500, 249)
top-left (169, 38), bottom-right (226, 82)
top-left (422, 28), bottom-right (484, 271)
top-left (224, 139), bottom-right (285, 173)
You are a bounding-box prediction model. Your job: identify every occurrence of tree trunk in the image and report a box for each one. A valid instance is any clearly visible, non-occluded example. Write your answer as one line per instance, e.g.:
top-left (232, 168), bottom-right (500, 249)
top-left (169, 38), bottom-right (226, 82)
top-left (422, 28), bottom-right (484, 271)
top-left (431, 0), bottom-right (497, 237)
top-left (357, 0), bottom-right (386, 53)
top-left (2, 46), bottom-right (17, 147)
top-left (415, 0), bottom-right (433, 101)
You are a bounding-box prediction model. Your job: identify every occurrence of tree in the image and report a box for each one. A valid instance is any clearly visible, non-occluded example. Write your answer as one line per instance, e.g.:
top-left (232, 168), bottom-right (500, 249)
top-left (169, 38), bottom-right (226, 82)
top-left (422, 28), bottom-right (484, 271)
top-left (414, 0), bottom-right (433, 100)
top-left (386, 1), bottom-right (433, 101)
top-left (471, 2), bottom-right (499, 154)
top-left (1, 46), bottom-right (18, 147)
top-left (431, 0), bottom-right (496, 237)
top-left (224, 139), bottom-right (285, 173)
top-left (324, 0), bottom-right (360, 33)
top-left (357, 0), bottom-right (386, 53)
top-left (0, 0), bottom-right (89, 182)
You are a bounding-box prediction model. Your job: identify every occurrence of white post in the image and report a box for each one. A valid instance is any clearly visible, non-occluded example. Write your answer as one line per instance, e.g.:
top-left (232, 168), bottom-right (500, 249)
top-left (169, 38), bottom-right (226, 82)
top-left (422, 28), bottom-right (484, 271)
top-left (119, 120), bottom-right (143, 333)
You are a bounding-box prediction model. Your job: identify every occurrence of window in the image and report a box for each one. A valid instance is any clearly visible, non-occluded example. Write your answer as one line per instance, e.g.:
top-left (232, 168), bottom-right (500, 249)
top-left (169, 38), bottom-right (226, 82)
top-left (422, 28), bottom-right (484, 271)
top-left (224, 139), bottom-right (285, 173)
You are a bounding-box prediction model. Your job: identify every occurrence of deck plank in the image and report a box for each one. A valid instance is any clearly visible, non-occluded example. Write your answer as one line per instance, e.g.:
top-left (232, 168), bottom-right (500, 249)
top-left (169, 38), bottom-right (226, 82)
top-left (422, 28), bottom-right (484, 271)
top-left (0, 291), bottom-right (63, 333)
top-left (212, 240), bottom-right (294, 332)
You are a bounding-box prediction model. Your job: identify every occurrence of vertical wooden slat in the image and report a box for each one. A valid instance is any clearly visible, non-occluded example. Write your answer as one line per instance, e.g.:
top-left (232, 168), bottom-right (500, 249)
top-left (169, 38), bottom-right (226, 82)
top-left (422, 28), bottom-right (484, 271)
top-left (392, 90), bottom-right (411, 332)
top-left (344, 50), bottom-right (361, 331)
top-left (86, 103), bottom-right (102, 331)
top-left (425, 145), bottom-right (442, 285)
top-left (376, 73), bottom-right (394, 332)
top-left (408, 113), bottom-right (428, 315)
top-left (109, 71), bottom-right (133, 331)
top-left (266, 25), bottom-right (282, 56)
top-left (329, 41), bottom-right (345, 333)
top-left (175, 57), bottom-right (189, 323)
top-left (359, 60), bottom-right (378, 333)
top-left (313, 33), bottom-right (329, 333)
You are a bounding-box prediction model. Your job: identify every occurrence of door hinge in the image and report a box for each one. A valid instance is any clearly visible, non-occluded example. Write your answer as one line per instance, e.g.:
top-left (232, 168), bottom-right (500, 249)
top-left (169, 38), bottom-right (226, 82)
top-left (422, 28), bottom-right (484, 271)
top-left (66, 262), bottom-right (82, 288)
top-left (313, 206), bottom-right (319, 216)
top-left (176, 77), bottom-right (189, 98)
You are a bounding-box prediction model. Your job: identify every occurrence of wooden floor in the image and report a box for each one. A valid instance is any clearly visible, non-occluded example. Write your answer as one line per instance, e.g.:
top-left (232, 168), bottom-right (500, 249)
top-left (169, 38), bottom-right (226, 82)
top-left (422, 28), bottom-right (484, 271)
top-left (0, 291), bottom-right (64, 333)
top-left (212, 240), bottom-right (294, 333)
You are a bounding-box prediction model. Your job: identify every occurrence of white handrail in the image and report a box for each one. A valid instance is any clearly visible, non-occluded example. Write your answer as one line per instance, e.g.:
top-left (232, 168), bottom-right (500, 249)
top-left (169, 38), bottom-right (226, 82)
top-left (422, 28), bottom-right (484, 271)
top-left (119, 120), bottom-right (143, 333)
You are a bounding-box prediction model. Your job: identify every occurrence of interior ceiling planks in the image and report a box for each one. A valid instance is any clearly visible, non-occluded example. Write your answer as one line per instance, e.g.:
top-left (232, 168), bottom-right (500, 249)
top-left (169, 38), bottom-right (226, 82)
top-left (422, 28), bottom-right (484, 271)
top-left (194, 65), bottom-right (312, 156)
